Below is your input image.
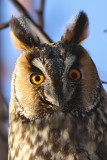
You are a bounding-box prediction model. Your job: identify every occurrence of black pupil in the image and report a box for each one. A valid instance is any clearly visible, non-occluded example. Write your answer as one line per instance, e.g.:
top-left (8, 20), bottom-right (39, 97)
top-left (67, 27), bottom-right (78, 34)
top-left (71, 72), bottom-right (77, 79)
top-left (35, 75), bottom-right (41, 82)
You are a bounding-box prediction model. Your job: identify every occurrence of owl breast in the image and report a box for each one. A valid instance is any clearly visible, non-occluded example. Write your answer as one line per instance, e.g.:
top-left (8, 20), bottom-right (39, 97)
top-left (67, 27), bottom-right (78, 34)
top-left (9, 108), bottom-right (106, 160)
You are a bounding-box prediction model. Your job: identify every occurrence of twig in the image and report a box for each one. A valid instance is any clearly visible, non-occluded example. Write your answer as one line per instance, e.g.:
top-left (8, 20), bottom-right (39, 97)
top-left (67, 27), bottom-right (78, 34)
top-left (0, 22), bottom-right (9, 30)
top-left (0, 25), bottom-right (8, 120)
top-left (10, 0), bottom-right (53, 43)
top-left (0, 93), bottom-right (8, 120)
top-left (0, 18), bottom-right (8, 151)
top-left (104, 29), bottom-right (107, 33)
top-left (101, 80), bottom-right (107, 84)
top-left (36, 0), bottom-right (45, 28)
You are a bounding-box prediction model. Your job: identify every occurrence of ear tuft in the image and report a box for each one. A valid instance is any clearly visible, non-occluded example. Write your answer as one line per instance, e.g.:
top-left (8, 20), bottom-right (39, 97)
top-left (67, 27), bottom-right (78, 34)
top-left (62, 11), bottom-right (89, 44)
top-left (9, 17), bottom-right (40, 50)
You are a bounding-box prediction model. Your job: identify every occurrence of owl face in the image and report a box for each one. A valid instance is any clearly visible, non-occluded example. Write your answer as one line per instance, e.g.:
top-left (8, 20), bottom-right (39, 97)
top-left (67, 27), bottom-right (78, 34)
top-left (9, 12), bottom-right (101, 120)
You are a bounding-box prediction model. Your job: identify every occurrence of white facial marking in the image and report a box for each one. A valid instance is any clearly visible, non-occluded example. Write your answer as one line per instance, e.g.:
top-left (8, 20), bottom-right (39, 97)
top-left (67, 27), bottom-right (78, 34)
top-left (32, 58), bottom-right (45, 73)
top-left (64, 55), bottom-right (76, 72)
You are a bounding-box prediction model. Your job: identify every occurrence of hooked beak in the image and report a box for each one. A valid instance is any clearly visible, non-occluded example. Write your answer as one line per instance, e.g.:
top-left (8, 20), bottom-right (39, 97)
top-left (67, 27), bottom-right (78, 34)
top-left (44, 84), bottom-right (64, 108)
top-left (41, 94), bottom-right (63, 108)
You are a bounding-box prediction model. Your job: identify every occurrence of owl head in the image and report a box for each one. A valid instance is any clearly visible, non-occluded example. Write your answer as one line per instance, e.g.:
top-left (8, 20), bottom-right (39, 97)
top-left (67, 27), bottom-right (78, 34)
top-left (9, 12), bottom-right (102, 120)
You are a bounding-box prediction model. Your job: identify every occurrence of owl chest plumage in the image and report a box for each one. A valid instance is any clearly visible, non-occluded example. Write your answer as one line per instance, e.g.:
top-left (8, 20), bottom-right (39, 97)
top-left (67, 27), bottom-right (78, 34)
top-left (9, 106), bottom-right (107, 160)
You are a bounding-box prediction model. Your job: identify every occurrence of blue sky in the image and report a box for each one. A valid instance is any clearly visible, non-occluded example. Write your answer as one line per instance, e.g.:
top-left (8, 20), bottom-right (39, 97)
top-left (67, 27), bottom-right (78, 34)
top-left (0, 0), bottom-right (107, 103)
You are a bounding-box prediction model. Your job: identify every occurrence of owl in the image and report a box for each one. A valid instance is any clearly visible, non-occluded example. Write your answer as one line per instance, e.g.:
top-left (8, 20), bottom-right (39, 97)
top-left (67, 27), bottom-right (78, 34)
top-left (9, 12), bottom-right (107, 160)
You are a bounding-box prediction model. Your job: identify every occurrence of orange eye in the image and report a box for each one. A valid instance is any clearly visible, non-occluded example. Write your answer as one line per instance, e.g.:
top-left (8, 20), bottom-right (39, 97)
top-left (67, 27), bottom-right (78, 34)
top-left (69, 69), bottom-right (81, 81)
top-left (30, 73), bottom-right (45, 85)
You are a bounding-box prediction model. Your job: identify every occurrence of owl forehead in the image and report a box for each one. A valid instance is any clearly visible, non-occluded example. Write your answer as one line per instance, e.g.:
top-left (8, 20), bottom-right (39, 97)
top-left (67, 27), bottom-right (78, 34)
top-left (28, 43), bottom-right (81, 77)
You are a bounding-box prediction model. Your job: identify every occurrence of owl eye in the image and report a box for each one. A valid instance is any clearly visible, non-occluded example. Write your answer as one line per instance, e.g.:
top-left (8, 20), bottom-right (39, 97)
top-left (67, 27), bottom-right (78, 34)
top-left (30, 73), bottom-right (45, 85)
top-left (68, 69), bottom-right (81, 81)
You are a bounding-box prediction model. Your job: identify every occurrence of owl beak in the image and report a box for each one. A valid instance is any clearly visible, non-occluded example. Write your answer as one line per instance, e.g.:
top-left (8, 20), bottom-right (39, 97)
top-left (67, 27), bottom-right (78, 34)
top-left (51, 91), bottom-right (64, 108)
top-left (44, 91), bottom-right (63, 108)
top-left (44, 83), bottom-right (63, 108)
top-left (56, 95), bottom-right (64, 107)
top-left (51, 97), bottom-right (62, 108)
top-left (45, 95), bottom-right (63, 108)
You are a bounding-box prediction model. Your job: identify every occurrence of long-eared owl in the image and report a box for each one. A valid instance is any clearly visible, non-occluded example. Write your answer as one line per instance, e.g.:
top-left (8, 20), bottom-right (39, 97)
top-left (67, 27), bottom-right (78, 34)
top-left (9, 12), bottom-right (107, 160)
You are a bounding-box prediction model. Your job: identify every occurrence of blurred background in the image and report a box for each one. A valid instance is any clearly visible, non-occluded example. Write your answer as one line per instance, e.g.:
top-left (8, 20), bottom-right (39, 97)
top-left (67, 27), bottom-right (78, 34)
top-left (0, 0), bottom-right (107, 159)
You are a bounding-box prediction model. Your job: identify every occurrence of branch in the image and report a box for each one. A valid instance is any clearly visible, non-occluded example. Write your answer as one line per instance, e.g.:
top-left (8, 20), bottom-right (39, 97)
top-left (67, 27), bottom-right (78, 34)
top-left (36, 0), bottom-right (45, 28)
top-left (10, 0), bottom-right (53, 43)
top-left (101, 80), bottom-right (107, 84)
top-left (0, 93), bottom-right (8, 120)
top-left (0, 22), bottom-right (9, 30)
top-left (104, 29), bottom-right (107, 33)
